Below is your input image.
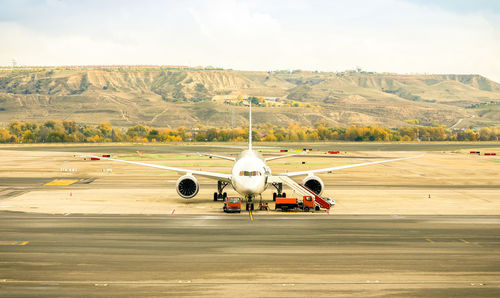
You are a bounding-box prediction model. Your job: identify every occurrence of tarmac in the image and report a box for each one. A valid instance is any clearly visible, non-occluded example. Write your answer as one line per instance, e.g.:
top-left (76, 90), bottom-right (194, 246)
top-left (1, 212), bottom-right (499, 297)
top-left (0, 143), bottom-right (499, 296)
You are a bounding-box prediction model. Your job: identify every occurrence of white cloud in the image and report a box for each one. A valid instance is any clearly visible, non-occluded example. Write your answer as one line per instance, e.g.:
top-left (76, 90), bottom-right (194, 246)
top-left (0, 0), bottom-right (499, 82)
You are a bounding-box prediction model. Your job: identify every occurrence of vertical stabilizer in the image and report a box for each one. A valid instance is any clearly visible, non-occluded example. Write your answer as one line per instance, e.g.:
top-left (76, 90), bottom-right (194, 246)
top-left (249, 100), bottom-right (252, 150)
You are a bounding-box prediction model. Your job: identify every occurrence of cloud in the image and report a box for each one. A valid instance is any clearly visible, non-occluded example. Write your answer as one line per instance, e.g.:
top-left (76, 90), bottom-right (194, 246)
top-left (0, 0), bottom-right (499, 82)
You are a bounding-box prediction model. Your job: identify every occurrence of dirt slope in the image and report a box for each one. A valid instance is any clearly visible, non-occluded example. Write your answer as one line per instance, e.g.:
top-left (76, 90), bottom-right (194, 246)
top-left (0, 68), bottom-right (499, 128)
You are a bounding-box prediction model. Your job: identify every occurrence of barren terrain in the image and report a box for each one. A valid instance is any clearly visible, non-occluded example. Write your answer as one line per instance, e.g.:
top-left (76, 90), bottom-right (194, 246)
top-left (1, 69), bottom-right (499, 128)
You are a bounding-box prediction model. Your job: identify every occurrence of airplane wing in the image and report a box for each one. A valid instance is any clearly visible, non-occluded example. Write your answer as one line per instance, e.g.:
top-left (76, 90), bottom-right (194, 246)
top-left (85, 155), bottom-right (231, 182)
top-left (265, 154), bottom-right (301, 162)
top-left (276, 155), bottom-right (423, 177)
top-left (200, 153), bottom-right (236, 161)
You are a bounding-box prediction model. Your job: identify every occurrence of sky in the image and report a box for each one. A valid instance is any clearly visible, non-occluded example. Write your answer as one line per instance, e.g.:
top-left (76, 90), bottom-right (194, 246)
top-left (1, 0), bottom-right (499, 82)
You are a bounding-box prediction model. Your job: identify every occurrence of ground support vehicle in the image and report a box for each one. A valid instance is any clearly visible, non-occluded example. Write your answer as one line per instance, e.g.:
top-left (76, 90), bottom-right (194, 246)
top-left (322, 197), bottom-right (335, 208)
top-left (223, 196), bottom-right (241, 213)
top-left (275, 195), bottom-right (316, 212)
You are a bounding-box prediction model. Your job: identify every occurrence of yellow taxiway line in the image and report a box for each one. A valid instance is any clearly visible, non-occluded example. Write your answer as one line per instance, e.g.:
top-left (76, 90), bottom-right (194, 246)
top-left (0, 241), bottom-right (29, 246)
top-left (44, 179), bottom-right (78, 186)
top-left (246, 197), bottom-right (254, 221)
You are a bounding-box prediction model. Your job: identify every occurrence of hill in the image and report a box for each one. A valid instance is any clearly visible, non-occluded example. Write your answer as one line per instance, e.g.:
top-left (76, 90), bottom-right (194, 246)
top-left (0, 67), bottom-right (499, 129)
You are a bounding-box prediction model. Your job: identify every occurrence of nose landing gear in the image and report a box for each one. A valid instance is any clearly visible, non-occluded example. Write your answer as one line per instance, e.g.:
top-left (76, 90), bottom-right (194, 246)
top-left (245, 196), bottom-right (254, 211)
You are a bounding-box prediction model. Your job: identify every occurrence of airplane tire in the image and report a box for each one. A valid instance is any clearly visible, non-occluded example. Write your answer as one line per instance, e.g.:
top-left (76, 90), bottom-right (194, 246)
top-left (273, 192), bottom-right (276, 201)
top-left (282, 193), bottom-right (286, 198)
top-left (245, 204), bottom-right (249, 211)
top-left (213, 192), bottom-right (218, 201)
top-left (251, 204), bottom-right (254, 211)
top-left (223, 192), bottom-right (227, 199)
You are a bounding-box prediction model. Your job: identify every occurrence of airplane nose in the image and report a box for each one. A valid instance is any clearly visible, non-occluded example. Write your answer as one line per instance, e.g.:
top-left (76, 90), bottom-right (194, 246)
top-left (235, 178), bottom-right (264, 196)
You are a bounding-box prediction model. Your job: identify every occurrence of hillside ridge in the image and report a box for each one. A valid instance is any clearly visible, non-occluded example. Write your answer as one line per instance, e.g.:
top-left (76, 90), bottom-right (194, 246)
top-left (0, 68), bottom-right (499, 128)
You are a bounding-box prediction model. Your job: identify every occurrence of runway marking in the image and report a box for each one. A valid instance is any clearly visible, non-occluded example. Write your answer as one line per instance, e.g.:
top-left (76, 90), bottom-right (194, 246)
top-left (459, 238), bottom-right (470, 244)
top-left (425, 238), bottom-right (435, 243)
top-left (44, 179), bottom-right (78, 186)
top-left (0, 241), bottom-right (29, 246)
top-left (249, 209), bottom-right (254, 221)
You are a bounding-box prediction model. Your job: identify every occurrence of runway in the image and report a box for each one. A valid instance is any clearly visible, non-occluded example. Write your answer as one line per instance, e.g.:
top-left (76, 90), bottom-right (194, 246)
top-left (1, 212), bottom-right (499, 297)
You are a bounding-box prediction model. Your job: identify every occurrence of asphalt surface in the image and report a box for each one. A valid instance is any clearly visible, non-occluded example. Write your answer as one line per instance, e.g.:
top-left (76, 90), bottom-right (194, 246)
top-left (1, 212), bottom-right (499, 297)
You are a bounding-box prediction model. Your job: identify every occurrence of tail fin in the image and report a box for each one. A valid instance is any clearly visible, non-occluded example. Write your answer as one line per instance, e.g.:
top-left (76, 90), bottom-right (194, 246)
top-left (248, 100), bottom-right (252, 150)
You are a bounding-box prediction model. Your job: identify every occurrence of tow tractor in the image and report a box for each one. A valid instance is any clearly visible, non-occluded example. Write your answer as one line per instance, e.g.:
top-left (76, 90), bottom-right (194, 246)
top-left (223, 196), bottom-right (242, 213)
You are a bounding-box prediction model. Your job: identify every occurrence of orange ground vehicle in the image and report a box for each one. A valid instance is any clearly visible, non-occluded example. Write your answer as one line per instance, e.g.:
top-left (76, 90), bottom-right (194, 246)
top-left (223, 197), bottom-right (241, 213)
top-left (275, 196), bottom-right (315, 212)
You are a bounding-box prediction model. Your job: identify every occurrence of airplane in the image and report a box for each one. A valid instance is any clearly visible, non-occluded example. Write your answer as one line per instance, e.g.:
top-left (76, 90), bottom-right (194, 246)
top-left (87, 102), bottom-right (422, 211)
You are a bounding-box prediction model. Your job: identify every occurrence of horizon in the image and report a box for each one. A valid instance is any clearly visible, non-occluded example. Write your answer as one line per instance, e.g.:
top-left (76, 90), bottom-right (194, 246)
top-left (0, 64), bottom-right (497, 84)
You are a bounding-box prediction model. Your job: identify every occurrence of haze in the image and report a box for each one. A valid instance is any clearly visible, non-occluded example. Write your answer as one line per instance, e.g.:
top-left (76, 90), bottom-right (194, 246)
top-left (1, 0), bottom-right (499, 82)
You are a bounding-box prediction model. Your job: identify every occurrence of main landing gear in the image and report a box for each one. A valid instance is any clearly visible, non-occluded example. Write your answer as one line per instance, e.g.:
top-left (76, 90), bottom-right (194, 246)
top-left (271, 182), bottom-right (286, 201)
top-left (213, 181), bottom-right (229, 201)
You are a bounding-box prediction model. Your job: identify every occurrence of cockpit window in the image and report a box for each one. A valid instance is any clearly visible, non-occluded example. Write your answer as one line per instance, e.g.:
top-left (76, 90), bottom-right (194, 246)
top-left (239, 171), bottom-right (262, 176)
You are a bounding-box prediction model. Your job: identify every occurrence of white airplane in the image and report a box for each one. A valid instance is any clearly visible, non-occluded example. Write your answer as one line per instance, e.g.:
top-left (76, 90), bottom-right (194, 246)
top-left (90, 103), bottom-right (421, 211)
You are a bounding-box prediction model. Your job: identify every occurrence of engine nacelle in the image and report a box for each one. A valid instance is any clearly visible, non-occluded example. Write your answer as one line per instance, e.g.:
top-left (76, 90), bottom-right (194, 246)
top-left (176, 175), bottom-right (199, 199)
top-left (302, 175), bottom-right (324, 196)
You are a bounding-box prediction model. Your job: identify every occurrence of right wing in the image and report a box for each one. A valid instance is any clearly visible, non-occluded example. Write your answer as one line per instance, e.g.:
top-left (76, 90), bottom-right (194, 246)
top-left (86, 155), bottom-right (231, 182)
top-left (265, 153), bottom-right (301, 162)
top-left (277, 155), bottom-right (423, 177)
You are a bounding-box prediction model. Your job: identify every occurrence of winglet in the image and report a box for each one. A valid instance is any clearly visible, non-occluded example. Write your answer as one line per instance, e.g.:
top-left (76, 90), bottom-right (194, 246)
top-left (249, 100), bottom-right (252, 150)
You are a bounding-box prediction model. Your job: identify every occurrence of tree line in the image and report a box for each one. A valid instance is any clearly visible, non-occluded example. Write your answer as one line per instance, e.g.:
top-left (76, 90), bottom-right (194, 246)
top-left (0, 120), bottom-right (498, 143)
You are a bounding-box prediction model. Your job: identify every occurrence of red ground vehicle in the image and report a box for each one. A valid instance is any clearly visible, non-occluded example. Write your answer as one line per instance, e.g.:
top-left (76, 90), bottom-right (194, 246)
top-left (223, 197), bottom-right (241, 213)
top-left (275, 196), bottom-right (316, 212)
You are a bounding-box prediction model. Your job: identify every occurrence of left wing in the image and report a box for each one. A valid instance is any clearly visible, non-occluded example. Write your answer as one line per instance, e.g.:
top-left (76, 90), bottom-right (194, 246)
top-left (200, 153), bottom-right (236, 161)
top-left (86, 155), bottom-right (231, 182)
top-left (277, 155), bottom-right (423, 177)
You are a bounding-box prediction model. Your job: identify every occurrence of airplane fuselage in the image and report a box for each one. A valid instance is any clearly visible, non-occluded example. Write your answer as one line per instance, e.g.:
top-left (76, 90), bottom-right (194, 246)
top-left (231, 150), bottom-right (270, 198)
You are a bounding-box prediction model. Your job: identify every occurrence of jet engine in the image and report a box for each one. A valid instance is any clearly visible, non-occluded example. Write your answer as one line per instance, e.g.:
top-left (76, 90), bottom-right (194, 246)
top-left (176, 175), bottom-right (199, 199)
top-left (302, 175), bottom-right (324, 196)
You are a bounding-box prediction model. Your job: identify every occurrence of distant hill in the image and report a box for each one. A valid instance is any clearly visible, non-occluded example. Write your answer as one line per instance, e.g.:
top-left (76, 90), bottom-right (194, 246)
top-left (0, 67), bottom-right (499, 129)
